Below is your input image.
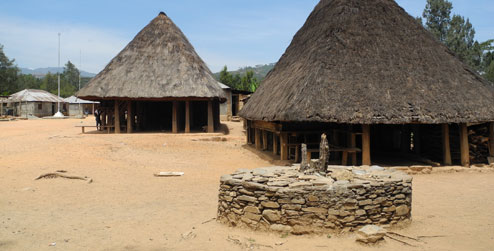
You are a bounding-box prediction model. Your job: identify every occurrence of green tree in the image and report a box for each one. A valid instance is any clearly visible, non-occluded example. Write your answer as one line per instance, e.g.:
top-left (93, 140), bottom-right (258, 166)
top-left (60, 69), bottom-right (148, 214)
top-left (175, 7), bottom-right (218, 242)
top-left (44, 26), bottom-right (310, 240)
top-left (219, 66), bottom-right (233, 87)
top-left (423, 0), bottom-right (453, 42)
top-left (485, 61), bottom-right (494, 82)
top-left (0, 44), bottom-right (19, 95)
top-left (62, 61), bottom-right (80, 90)
top-left (240, 70), bottom-right (259, 92)
top-left (40, 72), bottom-right (58, 94)
top-left (16, 74), bottom-right (41, 90)
top-left (445, 15), bottom-right (476, 65)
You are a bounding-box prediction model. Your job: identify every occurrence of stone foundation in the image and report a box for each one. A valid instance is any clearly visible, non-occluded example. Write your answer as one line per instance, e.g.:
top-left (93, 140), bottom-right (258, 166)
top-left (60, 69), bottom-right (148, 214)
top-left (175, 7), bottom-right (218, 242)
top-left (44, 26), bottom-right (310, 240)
top-left (217, 165), bottom-right (412, 233)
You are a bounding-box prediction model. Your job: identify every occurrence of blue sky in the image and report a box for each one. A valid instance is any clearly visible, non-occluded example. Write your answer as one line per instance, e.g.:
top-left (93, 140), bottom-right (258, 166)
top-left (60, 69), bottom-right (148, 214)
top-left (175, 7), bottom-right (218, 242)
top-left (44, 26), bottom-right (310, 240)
top-left (0, 0), bottom-right (492, 73)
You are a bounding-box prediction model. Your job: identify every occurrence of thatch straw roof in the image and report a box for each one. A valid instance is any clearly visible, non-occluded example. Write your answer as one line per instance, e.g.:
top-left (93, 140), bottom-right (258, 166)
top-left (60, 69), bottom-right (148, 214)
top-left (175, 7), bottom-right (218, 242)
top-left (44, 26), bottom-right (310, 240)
top-left (77, 12), bottom-right (225, 101)
top-left (240, 0), bottom-right (494, 124)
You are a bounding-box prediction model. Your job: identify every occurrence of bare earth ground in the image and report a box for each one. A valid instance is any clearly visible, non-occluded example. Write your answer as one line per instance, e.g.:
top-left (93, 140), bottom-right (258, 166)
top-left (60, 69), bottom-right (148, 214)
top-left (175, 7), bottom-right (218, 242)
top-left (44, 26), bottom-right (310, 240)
top-left (0, 118), bottom-right (494, 251)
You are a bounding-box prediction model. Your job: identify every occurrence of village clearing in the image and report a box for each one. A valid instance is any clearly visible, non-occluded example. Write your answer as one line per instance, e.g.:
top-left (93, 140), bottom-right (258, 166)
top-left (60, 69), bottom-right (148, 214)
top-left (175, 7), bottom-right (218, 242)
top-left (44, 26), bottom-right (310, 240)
top-left (0, 118), bottom-right (494, 251)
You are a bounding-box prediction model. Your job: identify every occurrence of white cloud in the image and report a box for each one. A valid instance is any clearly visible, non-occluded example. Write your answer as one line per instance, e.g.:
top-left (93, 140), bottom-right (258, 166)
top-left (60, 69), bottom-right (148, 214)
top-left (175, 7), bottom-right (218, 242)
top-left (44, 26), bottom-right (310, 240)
top-left (0, 16), bottom-right (129, 73)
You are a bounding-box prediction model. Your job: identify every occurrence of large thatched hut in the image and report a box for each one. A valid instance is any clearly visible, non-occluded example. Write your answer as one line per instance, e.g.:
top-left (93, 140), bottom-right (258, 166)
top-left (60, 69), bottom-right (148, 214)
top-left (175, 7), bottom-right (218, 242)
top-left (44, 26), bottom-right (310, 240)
top-left (77, 12), bottom-right (225, 133)
top-left (240, 0), bottom-right (494, 167)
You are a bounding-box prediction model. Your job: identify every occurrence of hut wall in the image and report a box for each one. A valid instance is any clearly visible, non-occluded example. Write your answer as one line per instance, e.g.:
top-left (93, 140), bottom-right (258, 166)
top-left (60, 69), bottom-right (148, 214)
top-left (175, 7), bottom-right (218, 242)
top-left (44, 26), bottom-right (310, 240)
top-left (220, 89), bottom-right (232, 121)
top-left (14, 102), bottom-right (56, 117)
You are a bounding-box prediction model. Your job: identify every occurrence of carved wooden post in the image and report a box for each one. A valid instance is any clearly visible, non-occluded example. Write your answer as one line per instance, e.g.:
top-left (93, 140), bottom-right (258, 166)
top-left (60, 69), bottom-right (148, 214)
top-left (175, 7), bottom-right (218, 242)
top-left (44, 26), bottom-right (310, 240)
top-left (318, 133), bottom-right (329, 173)
top-left (127, 101), bottom-right (132, 133)
top-left (300, 143), bottom-right (309, 172)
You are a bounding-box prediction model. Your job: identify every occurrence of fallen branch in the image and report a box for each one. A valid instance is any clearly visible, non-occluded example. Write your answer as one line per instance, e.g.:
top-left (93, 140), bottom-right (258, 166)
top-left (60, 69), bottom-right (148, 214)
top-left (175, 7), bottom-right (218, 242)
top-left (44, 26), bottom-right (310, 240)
top-left (154, 172), bottom-right (184, 177)
top-left (387, 231), bottom-right (423, 242)
top-left (385, 234), bottom-right (419, 247)
top-left (35, 173), bottom-right (92, 184)
top-left (417, 235), bottom-right (447, 239)
top-left (201, 218), bottom-right (216, 224)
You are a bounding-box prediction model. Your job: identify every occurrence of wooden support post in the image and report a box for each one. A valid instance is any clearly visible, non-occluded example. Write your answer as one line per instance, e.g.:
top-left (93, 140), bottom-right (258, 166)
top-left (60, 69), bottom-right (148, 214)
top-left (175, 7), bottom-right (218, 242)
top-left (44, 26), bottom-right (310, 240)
top-left (362, 124), bottom-right (371, 166)
top-left (459, 123), bottom-right (470, 167)
top-left (489, 122), bottom-right (494, 157)
top-left (262, 130), bottom-right (268, 150)
top-left (246, 121), bottom-right (251, 144)
top-left (273, 133), bottom-right (278, 155)
top-left (172, 101), bottom-right (178, 133)
top-left (350, 133), bottom-right (357, 165)
top-left (114, 101), bottom-right (120, 133)
top-left (127, 101), bottom-right (133, 133)
top-left (185, 101), bottom-right (190, 133)
top-left (255, 128), bottom-right (262, 150)
top-left (412, 125), bottom-right (421, 154)
top-left (442, 124), bottom-right (452, 166)
top-left (207, 100), bottom-right (214, 133)
top-left (92, 103), bottom-right (95, 115)
top-left (280, 133), bottom-right (288, 160)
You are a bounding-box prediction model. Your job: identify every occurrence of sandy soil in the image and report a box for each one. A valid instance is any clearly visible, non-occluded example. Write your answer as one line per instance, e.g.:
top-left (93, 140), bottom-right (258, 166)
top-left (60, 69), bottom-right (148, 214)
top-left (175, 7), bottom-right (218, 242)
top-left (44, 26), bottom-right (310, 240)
top-left (0, 118), bottom-right (493, 251)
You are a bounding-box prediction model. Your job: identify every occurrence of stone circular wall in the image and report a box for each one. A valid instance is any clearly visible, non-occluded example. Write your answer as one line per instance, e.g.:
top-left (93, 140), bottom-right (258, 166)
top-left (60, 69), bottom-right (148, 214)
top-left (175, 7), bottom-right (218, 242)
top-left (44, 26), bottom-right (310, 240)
top-left (217, 166), bottom-right (412, 234)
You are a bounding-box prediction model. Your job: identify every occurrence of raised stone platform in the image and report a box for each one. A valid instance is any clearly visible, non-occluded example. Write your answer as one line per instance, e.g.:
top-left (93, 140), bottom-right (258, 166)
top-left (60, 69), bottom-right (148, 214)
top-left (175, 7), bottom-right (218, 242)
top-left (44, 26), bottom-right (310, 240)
top-left (217, 165), bottom-right (412, 234)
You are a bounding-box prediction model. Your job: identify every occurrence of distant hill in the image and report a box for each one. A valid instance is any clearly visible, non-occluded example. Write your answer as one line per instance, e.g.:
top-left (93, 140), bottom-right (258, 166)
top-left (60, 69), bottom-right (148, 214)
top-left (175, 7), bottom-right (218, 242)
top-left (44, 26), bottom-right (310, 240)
top-left (20, 67), bottom-right (96, 78)
top-left (214, 63), bottom-right (275, 81)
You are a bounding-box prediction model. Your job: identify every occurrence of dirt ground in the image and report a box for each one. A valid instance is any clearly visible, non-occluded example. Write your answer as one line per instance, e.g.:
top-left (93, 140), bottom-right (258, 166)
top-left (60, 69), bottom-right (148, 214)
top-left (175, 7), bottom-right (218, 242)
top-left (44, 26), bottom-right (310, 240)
top-left (0, 118), bottom-right (494, 251)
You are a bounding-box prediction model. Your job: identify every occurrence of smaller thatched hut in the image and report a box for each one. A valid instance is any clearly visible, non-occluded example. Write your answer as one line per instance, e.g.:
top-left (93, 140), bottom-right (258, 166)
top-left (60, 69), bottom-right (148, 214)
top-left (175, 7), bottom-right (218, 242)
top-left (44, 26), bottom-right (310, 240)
top-left (240, 0), bottom-right (494, 167)
top-left (7, 89), bottom-right (65, 118)
top-left (77, 12), bottom-right (225, 133)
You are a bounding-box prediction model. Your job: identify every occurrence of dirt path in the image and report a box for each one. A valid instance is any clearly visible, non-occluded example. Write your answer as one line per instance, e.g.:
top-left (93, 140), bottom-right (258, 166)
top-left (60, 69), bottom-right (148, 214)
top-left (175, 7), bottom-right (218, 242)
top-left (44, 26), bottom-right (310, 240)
top-left (0, 118), bottom-right (493, 250)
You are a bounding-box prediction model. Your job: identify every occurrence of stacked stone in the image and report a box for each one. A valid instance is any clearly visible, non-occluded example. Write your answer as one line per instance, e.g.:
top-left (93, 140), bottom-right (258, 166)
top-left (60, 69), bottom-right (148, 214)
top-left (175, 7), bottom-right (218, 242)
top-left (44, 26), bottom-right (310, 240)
top-left (217, 165), bottom-right (412, 234)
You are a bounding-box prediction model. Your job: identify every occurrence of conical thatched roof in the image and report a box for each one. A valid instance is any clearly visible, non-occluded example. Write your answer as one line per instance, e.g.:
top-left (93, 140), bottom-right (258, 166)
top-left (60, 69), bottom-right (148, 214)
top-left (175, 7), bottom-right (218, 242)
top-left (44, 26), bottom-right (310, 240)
top-left (240, 0), bottom-right (494, 124)
top-left (77, 12), bottom-right (225, 101)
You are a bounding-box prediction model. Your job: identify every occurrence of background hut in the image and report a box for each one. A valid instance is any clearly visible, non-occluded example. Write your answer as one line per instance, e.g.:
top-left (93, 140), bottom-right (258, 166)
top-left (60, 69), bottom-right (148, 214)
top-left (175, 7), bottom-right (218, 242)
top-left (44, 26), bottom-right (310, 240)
top-left (63, 96), bottom-right (99, 116)
top-left (7, 89), bottom-right (65, 118)
top-left (239, 0), bottom-right (494, 167)
top-left (77, 12), bottom-right (225, 133)
top-left (219, 82), bottom-right (252, 121)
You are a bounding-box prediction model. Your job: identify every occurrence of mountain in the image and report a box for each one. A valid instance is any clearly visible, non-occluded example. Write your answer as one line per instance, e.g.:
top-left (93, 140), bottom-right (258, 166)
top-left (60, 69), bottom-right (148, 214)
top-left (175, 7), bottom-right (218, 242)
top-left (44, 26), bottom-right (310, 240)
top-left (214, 63), bottom-right (275, 81)
top-left (20, 67), bottom-right (96, 78)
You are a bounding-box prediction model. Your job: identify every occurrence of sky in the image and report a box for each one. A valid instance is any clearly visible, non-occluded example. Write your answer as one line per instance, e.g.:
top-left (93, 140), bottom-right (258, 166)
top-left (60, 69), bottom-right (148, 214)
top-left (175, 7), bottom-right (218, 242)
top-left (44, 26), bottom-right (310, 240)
top-left (0, 0), bottom-right (492, 74)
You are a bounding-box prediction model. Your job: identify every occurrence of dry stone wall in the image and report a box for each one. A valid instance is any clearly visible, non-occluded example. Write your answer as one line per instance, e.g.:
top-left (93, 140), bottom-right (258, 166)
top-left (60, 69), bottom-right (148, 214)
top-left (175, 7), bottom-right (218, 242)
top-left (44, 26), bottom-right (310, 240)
top-left (217, 165), bottom-right (412, 234)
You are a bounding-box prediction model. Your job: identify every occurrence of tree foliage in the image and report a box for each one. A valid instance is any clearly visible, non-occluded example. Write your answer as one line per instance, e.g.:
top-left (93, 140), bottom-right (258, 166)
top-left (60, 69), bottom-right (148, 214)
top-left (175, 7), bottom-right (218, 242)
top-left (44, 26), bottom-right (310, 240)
top-left (0, 44), bottom-right (20, 95)
top-left (422, 0), bottom-right (493, 81)
top-left (423, 0), bottom-right (453, 42)
top-left (219, 66), bottom-right (259, 92)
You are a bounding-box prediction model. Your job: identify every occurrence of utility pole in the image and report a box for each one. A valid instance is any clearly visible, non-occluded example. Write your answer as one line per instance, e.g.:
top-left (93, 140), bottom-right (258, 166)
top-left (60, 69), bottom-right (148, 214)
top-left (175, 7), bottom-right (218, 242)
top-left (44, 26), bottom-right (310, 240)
top-left (79, 49), bottom-right (82, 116)
top-left (54, 33), bottom-right (64, 117)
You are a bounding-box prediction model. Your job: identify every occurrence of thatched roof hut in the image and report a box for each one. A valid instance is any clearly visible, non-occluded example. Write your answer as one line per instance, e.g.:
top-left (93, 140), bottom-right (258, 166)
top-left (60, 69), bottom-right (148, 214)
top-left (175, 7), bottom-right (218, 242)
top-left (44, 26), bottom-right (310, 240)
top-left (240, 0), bottom-right (494, 124)
top-left (240, 0), bottom-right (494, 167)
top-left (77, 12), bottom-right (225, 133)
top-left (77, 12), bottom-right (224, 100)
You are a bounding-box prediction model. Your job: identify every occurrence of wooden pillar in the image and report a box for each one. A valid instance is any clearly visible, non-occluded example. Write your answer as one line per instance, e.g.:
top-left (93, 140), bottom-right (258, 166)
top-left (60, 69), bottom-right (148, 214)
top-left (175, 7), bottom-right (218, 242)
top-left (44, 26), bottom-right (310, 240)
top-left (489, 122), bottom-right (494, 157)
top-left (172, 101), bottom-right (178, 133)
top-left (0, 101), bottom-right (3, 116)
top-left (92, 103), bottom-right (95, 114)
top-left (255, 128), bottom-right (262, 150)
top-left (412, 125), bottom-right (421, 154)
top-left (127, 101), bottom-right (132, 133)
top-left (442, 124), bottom-right (452, 166)
top-left (273, 133), bottom-right (278, 155)
top-left (362, 124), bottom-right (371, 166)
top-left (185, 101), bottom-right (190, 133)
top-left (459, 123), bottom-right (470, 167)
top-left (207, 100), bottom-right (214, 133)
top-left (280, 133), bottom-right (288, 160)
top-left (350, 133), bottom-right (357, 165)
top-left (246, 121), bottom-right (251, 144)
top-left (262, 130), bottom-right (268, 150)
top-left (114, 101), bottom-right (120, 133)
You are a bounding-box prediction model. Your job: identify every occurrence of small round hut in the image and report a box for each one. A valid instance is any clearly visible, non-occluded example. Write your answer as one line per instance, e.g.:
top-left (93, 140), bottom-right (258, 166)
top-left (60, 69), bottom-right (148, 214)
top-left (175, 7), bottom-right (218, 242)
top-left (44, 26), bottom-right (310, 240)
top-left (77, 12), bottom-right (225, 133)
top-left (239, 0), bottom-right (494, 166)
